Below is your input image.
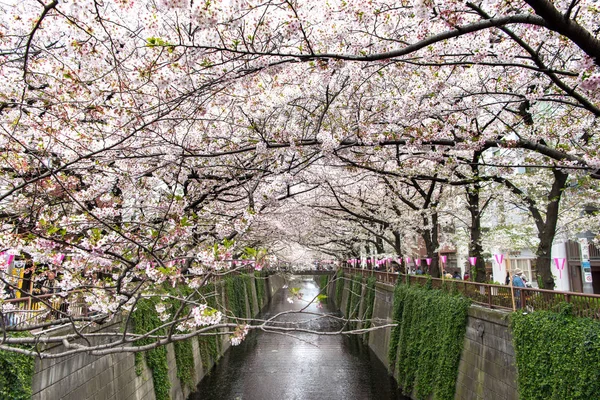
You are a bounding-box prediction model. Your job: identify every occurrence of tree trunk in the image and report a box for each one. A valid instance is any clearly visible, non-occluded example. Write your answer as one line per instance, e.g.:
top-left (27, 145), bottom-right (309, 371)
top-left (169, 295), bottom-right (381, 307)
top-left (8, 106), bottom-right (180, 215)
top-left (467, 190), bottom-right (487, 282)
top-left (422, 213), bottom-right (441, 278)
top-left (393, 231), bottom-right (405, 273)
top-left (536, 170), bottom-right (569, 289)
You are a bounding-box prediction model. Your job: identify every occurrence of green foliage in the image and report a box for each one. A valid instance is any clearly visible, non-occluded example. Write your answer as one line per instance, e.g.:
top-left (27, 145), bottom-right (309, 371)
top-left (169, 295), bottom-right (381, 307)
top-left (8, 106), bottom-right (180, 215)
top-left (511, 309), bottom-right (600, 400)
top-left (346, 274), bottom-right (363, 324)
top-left (319, 275), bottom-right (329, 303)
top-left (362, 276), bottom-right (377, 344)
top-left (225, 275), bottom-right (248, 319)
top-left (335, 270), bottom-right (345, 306)
top-left (389, 283), bottom-right (470, 399)
top-left (197, 283), bottom-right (221, 373)
top-left (243, 274), bottom-right (256, 313)
top-left (173, 339), bottom-right (195, 390)
top-left (0, 333), bottom-right (35, 400)
top-left (131, 297), bottom-right (170, 400)
top-left (198, 333), bottom-right (220, 372)
top-left (254, 271), bottom-right (266, 310)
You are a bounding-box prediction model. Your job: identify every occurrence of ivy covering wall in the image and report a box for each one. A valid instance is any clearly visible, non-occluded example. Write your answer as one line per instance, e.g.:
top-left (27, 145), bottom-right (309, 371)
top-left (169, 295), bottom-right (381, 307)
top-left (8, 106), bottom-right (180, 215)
top-left (224, 275), bottom-right (249, 319)
top-left (319, 275), bottom-right (328, 303)
top-left (0, 332), bottom-right (34, 400)
top-left (254, 271), bottom-right (266, 310)
top-left (197, 282), bottom-right (221, 373)
top-left (388, 282), bottom-right (470, 400)
top-left (335, 270), bottom-right (344, 306)
top-left (361, 276), bottom-right (377, 343)
top-left (345, 274), bottom-right (363, 325)
top-left (511, 306), bottom-right (600, 400)
top-left (131, 280), bottom-right (228, 399)
top-left (131, 296), bottom-right (171, 400)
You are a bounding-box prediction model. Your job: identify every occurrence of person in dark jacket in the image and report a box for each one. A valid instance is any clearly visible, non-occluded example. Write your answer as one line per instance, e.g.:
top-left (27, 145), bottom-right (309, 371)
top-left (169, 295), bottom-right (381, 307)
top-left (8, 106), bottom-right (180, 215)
top-left (37, 271), bottom-right (59, 294)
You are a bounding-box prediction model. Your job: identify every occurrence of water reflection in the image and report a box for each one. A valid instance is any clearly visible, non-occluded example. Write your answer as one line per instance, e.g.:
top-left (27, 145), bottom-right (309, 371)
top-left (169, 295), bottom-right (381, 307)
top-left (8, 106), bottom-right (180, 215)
top-left (189, 276), bottom-right (407, 400)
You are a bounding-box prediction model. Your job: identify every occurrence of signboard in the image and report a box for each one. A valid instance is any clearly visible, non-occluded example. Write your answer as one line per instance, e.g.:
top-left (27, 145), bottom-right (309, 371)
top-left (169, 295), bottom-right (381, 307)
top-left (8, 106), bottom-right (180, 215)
top-left (583, 261), bottom-right (593, 283)
top-left (579, 238), bottom-right (590, 260)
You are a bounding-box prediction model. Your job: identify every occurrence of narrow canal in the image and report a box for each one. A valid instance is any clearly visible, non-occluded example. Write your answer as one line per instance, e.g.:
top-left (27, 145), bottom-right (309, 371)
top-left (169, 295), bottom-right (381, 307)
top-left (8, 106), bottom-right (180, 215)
top-left (189, 276), bottom-right (408, 400)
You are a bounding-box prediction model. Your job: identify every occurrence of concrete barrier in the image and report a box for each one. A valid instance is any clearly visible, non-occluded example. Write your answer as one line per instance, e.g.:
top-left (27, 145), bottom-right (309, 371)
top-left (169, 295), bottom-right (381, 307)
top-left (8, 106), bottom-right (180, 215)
top-left (333, 274), bottom-right (518, 400)
top-left (32, 274), bottom-right (285, 400)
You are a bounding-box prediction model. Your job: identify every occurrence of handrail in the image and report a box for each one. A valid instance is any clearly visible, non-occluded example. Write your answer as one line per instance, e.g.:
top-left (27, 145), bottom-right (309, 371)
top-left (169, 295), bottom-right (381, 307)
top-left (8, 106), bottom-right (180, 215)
top-left (341, 267), bottom-right (600, 319)
top-left (2, 290), bottom-right (89, 329)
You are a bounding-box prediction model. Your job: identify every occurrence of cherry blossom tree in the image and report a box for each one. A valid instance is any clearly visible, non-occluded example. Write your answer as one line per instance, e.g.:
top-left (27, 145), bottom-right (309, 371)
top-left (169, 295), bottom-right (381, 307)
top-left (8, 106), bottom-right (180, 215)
top-left (1, 0), bottom-right (600, 355)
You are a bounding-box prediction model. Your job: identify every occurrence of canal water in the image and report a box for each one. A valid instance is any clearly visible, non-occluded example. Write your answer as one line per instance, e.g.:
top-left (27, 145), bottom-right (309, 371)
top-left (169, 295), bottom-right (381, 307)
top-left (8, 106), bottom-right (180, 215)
top-left (189, 276), bottom-right (408, 400)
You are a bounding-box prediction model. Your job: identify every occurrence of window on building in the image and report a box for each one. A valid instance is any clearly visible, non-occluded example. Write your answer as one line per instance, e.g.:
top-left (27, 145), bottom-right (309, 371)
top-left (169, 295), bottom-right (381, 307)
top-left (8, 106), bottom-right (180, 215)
top-left (510, 258), bottom-right (537, 287)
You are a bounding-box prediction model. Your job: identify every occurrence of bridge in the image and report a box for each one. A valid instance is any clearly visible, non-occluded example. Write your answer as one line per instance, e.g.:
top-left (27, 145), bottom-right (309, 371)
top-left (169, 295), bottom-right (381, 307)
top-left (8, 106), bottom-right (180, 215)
top-left (276, 268), bottom-right (336, 275)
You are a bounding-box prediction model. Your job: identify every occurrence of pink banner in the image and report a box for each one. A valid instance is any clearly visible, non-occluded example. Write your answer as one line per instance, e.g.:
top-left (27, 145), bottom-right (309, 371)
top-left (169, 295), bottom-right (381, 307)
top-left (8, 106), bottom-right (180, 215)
top-left (554, 257), bottom-right (566, 279)
top-left (494, 254), bottom-right (504, 268)
top-left (52, 253), bottom-right (65, 265)
top-left (415, 258), bottom-right (421, 266)
top-left (425, 258), bottom-right (432, 266)
top-left (440, 255), bottom-right (447, 264)
top-left (406, 257), bottom-right (411, 264)
top-left (469, 257), bottom-right (477, 266)
top-left (398, 257), bottom-right (403, 264)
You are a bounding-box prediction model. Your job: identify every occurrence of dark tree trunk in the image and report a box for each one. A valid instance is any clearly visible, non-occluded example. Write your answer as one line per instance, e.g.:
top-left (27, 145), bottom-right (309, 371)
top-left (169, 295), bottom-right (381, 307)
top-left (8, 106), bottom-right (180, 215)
top-left (467, 188), bottom-right (487, 282)
top-left (535, 170), bottom-right (569, 289)
top-left (393, 231), bottom-right (405, 273)
top-left (422, 213), bottom-right (440, 278)
top-left (375, 236), bottom-right (384, 254)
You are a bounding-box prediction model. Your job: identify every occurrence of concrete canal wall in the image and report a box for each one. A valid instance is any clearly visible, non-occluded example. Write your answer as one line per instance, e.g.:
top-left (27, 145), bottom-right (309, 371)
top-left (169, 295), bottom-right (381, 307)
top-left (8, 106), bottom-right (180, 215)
top-left (336, 274), bottom-right (518, 400)
top-left (31, 274), bottom-right (285, 400)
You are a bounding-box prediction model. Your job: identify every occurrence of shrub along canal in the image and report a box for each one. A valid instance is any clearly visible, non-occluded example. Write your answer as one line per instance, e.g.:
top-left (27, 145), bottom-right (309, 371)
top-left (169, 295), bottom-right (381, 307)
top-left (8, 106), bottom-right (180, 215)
top-left (189, 276), bottom-right (407, 400)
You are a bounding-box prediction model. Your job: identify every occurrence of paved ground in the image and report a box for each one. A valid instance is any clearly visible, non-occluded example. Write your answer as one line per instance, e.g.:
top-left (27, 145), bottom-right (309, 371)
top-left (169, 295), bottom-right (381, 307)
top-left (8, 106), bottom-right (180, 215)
top-left (189, 276), bottom-right (407, 400)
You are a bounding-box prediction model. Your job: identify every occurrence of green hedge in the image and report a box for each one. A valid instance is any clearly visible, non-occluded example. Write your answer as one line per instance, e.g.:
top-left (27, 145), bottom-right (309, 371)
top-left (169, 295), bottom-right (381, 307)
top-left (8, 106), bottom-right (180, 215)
top-left (0, 333), bottom-right (35, 400)
top-left (389, 283), bottom-right (470, 400)
top-left (511, 307), bottom-right (600, 400)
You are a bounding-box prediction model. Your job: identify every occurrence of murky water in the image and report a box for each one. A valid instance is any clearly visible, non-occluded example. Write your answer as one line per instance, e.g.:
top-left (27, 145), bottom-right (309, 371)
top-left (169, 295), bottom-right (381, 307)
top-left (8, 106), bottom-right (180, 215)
top-left (189, 276), bottom-right (408, 400)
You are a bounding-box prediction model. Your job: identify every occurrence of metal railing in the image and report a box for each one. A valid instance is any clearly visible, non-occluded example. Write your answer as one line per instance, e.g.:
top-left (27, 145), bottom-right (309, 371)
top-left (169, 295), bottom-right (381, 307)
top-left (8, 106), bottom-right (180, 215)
top-left (342, 267), bottom-right (600, 319)
top-left (3, 291), bottom-right (89, 328)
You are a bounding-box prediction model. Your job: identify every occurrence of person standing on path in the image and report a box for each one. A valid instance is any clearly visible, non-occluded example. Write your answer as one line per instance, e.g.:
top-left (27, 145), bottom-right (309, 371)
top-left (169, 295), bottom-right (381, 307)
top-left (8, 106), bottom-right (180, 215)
top-left (512, 268), bottom-right (526, 308)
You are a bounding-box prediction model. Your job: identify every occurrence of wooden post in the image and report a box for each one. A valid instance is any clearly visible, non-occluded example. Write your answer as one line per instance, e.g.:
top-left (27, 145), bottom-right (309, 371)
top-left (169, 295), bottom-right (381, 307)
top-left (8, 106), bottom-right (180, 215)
top-left (507, 258), bottom-right (516, 311)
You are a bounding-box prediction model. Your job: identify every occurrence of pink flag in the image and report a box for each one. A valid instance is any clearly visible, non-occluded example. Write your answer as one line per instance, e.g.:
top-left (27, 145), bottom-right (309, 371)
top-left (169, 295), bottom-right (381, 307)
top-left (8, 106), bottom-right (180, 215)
top-left (554, 258), bottom-right (566, 279)
top-left (398, 257), bottom-right (403, 264)
top-left (406, 257), bottom-right (412, 264)
top-left (494, 254), bottom-right (504, 268)
top-left (415, 259), bottom-right (421, 266)
top-left (52, 253), bottom-right (65, 265)
top-left (469, 257), bottom-right (477, 266)
top-left (440, 255), bottom-right (447, 264)
top-left (425, 258), bottom-right (432, 266)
